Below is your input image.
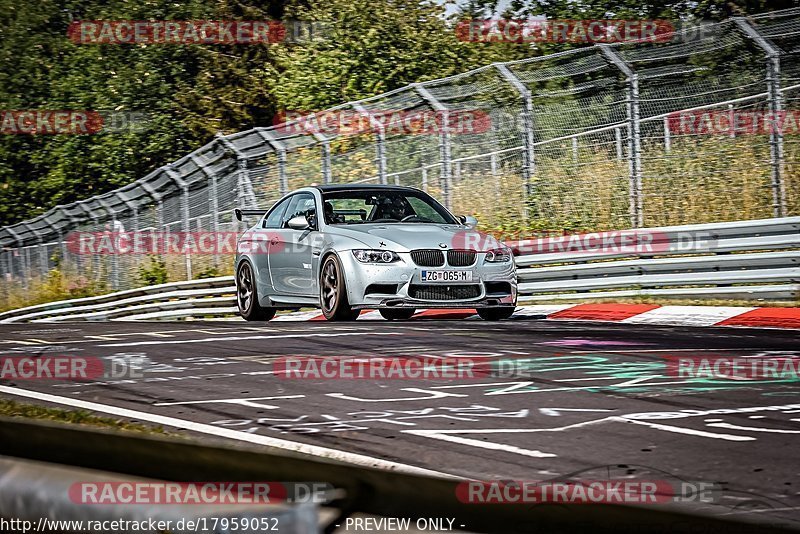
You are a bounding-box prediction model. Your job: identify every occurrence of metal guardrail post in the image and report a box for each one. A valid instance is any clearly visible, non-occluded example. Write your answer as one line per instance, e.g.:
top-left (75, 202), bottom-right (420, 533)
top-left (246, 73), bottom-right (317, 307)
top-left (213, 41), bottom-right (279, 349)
top-left (97, 198), bottom-right (120, 290)
top-left (164, 166), bottom-right (192, 281)
top-left (190, 153), bottom-right (222, 267)
top-left (600, 45), bottom-right (643, 228)
top-left (114, 193), bottom-right (139, 233)
top-left (255, 128), bottom-right (289, 196)
top-left (74, 202), bottom-right (102, 284)
top-left (351, 102), bottom-right (388, 184)
top-left (496, 63), bottom-right (535, 221)
top-left (734, 17), bottom-right (787, 217)
top-left (56, 207), bottom-right (82, 274)
top-left (5, 228), bottom-right (24, 288)
top-left (311, 131), bottom-right (333, 185)
top-left (414, 83), bottom-right (452, 210)
top-left (216, 134), bottom-right (257, 209)
top-left (17, 223), bottom-right (42, 281)
top-left (209, 171), bottom-right (220, 266)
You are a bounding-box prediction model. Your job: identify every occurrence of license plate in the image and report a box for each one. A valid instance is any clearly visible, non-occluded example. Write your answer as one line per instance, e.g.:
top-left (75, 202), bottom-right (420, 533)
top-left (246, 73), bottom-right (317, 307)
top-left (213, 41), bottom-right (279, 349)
top-left (421, 270), bottom-right (473, 282)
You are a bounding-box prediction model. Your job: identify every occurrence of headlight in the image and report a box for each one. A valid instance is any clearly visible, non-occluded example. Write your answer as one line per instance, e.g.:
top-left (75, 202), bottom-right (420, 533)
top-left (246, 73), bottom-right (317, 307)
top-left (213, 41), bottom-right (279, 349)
top-left (485, 247), bottom-right (512, 263)
top-left (352, 249), bottom-right (400, 263)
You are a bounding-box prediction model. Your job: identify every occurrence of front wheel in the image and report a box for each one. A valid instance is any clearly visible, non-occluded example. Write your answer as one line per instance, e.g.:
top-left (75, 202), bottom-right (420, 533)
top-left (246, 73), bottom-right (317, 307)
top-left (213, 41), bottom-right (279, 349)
top-left (379, 308), bottom-right (416, 321)
top-left (319, 255), bottom-right (360, 321)
top-left (477, 307), bottom-right (515, 321)
top-left (237, 261), bottom-right (276, 321)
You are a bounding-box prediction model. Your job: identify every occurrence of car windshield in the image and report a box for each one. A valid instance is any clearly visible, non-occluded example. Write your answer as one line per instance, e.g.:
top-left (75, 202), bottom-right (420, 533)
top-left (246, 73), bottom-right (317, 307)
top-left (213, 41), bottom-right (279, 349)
top-left (321, 189), bottom-right (458, 225)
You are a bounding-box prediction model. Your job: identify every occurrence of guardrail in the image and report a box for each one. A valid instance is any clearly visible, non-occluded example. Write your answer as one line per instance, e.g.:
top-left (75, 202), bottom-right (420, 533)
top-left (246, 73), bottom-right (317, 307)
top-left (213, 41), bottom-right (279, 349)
top-left (0, 454), bottom-right (317, 534)
top-left (0, 417), bottom-right (795, 534)
top-left (0, 277), bottom-right (236, 323)
top-left (1, 217), bottom-right (797, 323)
top-left (514, 216), bottom-right (800, 303)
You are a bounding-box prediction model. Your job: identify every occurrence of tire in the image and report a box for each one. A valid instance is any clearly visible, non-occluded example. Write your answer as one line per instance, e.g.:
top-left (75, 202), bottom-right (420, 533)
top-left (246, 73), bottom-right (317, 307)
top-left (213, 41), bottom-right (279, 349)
top-left (477, 307), bottom-right (515, 321)
top-left (379, 308), bottom-right (416, 321)
top-left (319, 254), bottom-right (360, 321)
top-left (237, 261), bottom-right (276, 321)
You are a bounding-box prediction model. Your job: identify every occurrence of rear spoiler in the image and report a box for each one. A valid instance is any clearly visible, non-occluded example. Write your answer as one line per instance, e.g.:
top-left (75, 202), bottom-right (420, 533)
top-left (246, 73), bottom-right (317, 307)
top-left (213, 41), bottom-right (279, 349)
top-left (234, 209), bottom-right (267, 222)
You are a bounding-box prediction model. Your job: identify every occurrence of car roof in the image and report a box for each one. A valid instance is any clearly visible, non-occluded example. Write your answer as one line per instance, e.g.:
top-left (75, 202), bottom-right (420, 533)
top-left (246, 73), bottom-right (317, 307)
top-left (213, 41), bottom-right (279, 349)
top-left (314, 184), bottom-right (422, 193)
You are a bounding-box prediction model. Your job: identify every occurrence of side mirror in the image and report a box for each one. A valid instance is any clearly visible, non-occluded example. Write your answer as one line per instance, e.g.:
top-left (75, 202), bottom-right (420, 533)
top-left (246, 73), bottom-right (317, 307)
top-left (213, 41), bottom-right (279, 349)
top-left (287, 215), bottom-right (311, 230)
top-left (459, 215), bottom-right (478, 228)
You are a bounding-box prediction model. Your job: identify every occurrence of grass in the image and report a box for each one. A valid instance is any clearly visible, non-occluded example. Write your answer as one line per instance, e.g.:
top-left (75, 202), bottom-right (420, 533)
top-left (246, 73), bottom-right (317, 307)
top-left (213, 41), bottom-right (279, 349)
top-left (0, 398), bottom-right (174, 435)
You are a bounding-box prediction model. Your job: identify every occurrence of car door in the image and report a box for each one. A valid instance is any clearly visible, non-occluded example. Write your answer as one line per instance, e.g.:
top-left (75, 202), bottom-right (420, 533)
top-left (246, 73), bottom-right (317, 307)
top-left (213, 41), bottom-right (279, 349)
top-left (268, 192), bottom-right (317, 296)
top-left (250, 195), bottom-right (292, 294)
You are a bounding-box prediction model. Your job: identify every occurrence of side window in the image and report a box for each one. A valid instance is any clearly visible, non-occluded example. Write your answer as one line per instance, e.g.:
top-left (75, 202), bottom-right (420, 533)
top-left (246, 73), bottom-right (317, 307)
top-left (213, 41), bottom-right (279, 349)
top-left (263, 196), bottom-right (292, 229)
top-left (280, 193), bottom-right (316, 228)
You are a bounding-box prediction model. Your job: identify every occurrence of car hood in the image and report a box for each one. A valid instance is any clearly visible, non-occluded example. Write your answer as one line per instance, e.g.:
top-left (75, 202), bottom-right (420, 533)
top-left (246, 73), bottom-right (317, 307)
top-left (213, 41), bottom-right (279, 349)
top-left (326, 223), bottom-right (504, 252)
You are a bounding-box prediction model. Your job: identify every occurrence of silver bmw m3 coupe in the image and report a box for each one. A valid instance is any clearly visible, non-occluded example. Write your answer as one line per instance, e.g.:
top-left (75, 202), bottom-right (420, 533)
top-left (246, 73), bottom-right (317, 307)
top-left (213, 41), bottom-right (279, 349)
top-left (234, 184), bottom-right (517, 321)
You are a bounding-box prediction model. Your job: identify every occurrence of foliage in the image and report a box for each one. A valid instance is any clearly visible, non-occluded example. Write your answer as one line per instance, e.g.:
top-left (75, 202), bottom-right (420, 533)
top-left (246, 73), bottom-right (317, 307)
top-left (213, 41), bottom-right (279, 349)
top-left (136, 254), bottom-right (168, 286)
top-left (0, 0), bottom-right (793, 227)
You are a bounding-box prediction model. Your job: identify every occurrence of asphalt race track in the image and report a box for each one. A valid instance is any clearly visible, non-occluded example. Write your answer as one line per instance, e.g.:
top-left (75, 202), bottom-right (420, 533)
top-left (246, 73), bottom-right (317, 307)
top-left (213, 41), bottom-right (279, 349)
top-left (1, 318), bottom-right (799, 530)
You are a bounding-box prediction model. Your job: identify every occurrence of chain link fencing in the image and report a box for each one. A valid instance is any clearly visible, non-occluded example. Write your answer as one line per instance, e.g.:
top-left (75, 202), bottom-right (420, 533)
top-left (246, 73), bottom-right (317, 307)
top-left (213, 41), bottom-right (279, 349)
top-left (2, 10), bottom-right (800, 307)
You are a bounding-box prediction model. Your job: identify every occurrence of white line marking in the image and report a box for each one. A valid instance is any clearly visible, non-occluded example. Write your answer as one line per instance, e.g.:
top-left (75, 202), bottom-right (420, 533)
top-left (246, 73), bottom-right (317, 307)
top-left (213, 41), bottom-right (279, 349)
top-left (154, 395), bottom-right (304, 407)
top-left (100, 332), bottom-right (401, 347)
top-left (706, 422), bottom-right (800, 434)
top-left (616, 418), bottom-right (756, 441)
top-left (539, 408), bottom-right (616, 416)
top-left (404, 430), bottom-right (556, 458)
top-left (0, 385), bottom-right (458, 479)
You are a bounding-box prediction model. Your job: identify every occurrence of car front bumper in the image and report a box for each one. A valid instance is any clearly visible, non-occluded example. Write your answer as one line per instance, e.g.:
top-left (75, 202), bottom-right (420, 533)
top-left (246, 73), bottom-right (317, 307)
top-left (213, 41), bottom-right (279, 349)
top-left (339, 250), bottom-right (517, 310)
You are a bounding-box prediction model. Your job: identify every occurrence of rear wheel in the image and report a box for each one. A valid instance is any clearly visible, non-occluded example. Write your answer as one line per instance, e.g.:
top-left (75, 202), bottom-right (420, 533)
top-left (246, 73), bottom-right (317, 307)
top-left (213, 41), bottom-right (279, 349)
top-left (379, 308), bottom-right (416, 321)
top-left (237, 261), bottom-right (276, 321)
top-left (477, 307), bottom-right (515, 321)
top-left (320, 255), bottom-right (360, 321)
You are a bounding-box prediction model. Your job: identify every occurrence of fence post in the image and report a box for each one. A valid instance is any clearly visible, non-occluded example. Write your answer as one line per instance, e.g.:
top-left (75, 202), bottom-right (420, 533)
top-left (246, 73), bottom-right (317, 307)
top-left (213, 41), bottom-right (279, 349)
top-left (164, 165), bottom-right (192, 281)
top-left (189, 153), bottom-right (222, 267)
top-left (600, 45), bottom-right (643, 228)
top-left (663, 117), bottom-right (671, 153)
top-left (114, 192), bottom-right (140, 289)
top-left (75, 201), bottom-right (102, 284)
top-left (6, 228), bottom-right (23, 288)
top-left (140, 181), bottom-right (163, 232)
top-left (495, 64), bottom-right (535, 220)
top-left (734, 17), bottom-right (786, 217)
top-left (414, 83), bottom-right (453, 210)
top-left (256, 128), bottom-right (289, 196)
top-left (97, 199), bottom-right (119, 290)
top-left (312, 132), bottom-right (332, 184)
top-left (209, 172), bottom-right (220, 265)
top-left (352, 102), bottom-right (388, 184)
top-left (216, 134), bottom-right (258, 210)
